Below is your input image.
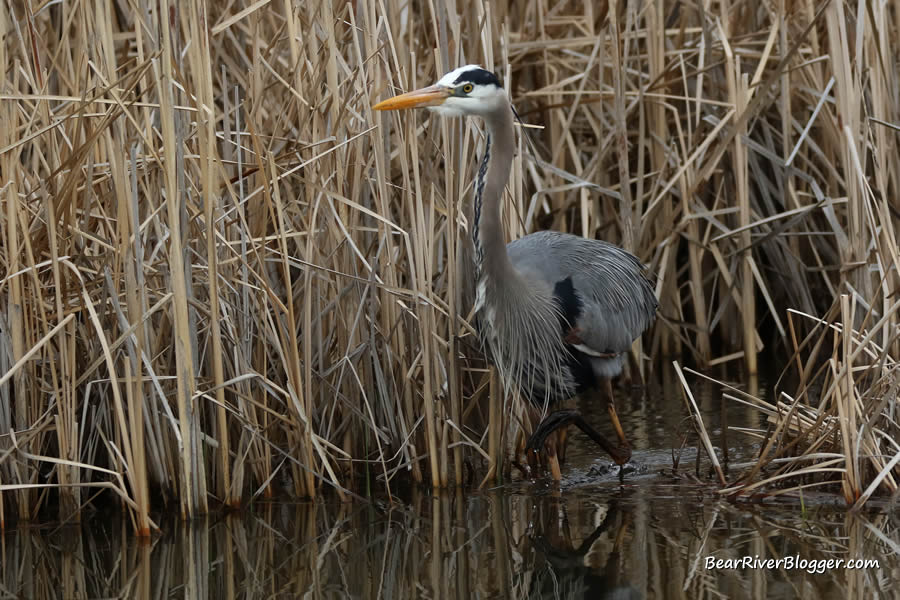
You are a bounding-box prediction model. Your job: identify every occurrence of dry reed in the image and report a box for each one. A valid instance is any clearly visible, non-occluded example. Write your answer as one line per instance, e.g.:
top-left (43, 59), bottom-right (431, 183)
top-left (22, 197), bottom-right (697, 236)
top-left (0, 0), bottom-right (897, 527)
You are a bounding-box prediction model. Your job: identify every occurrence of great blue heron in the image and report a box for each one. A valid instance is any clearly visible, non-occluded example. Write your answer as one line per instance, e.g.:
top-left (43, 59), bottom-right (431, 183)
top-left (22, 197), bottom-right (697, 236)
top-left (373, 65), bottom-right (658, 479)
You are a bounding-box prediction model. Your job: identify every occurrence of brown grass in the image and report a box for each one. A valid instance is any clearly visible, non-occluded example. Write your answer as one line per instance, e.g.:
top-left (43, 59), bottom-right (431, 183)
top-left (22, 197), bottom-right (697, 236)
top-left (0, 0), bottom-right (898, 528)
top-left (679, 298), bottom-right (899, 508)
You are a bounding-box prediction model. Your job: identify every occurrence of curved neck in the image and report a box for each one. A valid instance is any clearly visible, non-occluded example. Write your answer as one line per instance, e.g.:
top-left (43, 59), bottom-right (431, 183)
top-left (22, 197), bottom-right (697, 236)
top-left (472, 102), bottom-right (516, 284)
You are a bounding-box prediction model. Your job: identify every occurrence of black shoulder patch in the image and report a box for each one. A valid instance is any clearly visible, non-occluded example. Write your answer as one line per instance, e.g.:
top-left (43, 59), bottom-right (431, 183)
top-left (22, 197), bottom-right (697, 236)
top-left (453, 68), bottom-right (501, 87)
top-left (552, 277), bottom-right (582, 332)
top-left (553, 277), bottom-right (594, 393)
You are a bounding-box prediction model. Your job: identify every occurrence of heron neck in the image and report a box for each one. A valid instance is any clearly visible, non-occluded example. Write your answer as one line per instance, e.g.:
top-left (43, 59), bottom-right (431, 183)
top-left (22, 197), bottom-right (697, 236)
top-left (473, 103), bottom-right (516, 284)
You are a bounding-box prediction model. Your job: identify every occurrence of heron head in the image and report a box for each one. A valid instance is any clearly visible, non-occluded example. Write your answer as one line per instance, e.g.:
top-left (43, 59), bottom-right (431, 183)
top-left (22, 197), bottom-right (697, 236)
top-left (372, 65), bottom-right (505, 118)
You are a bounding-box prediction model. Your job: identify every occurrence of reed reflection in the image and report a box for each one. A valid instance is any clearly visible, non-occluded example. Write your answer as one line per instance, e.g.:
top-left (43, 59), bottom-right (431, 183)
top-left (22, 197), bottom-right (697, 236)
top-left (1, 488), bottom-right (897, 599)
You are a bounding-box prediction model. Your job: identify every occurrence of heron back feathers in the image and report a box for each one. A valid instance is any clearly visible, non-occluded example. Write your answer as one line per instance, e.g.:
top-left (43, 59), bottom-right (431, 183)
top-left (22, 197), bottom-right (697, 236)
top-left (508, 230), bottom-right (658, 379)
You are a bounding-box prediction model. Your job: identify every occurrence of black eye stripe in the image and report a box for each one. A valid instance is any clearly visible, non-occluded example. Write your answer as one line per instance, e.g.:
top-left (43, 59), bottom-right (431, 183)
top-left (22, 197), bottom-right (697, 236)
top-left (452, 68), bottom-right (501, 87)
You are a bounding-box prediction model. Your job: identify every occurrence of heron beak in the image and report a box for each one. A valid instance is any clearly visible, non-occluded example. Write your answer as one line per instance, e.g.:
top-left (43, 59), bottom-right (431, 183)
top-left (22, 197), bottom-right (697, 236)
top-left (372, 84), bottom-right (451, 111)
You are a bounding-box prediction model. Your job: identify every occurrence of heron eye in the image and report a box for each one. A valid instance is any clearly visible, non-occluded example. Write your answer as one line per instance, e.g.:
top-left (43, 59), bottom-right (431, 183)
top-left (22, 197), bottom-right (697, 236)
top-left (462, 83), bottom-right (474, 94)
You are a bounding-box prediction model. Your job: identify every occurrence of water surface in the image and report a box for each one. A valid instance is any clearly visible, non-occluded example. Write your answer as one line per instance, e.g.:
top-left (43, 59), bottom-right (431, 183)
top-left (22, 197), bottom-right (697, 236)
top-left (6, 486), bottom-right (896, 599)
top-left (4, 368), bottom-right (897, 599)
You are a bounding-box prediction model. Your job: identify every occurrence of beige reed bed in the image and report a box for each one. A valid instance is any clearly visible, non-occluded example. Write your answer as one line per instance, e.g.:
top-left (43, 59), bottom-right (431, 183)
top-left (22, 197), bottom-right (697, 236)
top-left (0, 0), bottom-right (897, 530)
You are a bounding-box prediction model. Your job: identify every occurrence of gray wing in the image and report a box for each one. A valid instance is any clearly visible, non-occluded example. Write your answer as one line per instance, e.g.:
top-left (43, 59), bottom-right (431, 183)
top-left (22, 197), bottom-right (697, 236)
top-left (507, 230), bottom-right (657, 355)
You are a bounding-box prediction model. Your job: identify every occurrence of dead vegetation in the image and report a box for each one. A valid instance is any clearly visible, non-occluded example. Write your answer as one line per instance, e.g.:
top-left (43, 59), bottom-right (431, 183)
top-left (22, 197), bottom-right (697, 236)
top-left (0, 0), bottom-right (897, 529)
top-left (680, 299), bottom-right (899, 508)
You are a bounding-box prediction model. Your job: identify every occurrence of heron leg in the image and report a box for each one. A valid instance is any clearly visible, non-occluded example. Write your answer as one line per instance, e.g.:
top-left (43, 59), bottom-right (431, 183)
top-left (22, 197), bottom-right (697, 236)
top-left (557, 426), bottom-right (568, 464)
top-left (603, 378), bottom-right (631, 463)
top-left (546, 440), bottom-right (562, 481)
top-left (526, 409), bottom-right (629, 465)
top-left (523, 405), bottom-right (570, 480)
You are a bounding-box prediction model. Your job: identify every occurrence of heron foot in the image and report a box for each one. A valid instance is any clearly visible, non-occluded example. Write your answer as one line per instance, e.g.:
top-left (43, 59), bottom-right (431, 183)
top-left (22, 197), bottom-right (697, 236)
top-left (589, 459), bottom-right (640, 481)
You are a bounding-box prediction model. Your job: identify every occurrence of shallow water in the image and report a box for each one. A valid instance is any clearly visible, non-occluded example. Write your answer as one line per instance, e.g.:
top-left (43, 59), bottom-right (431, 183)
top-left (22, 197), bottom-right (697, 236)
top-left (5, 487), bottom-right (897, 599)
top-left (3, 367), bottom-right (898, 599)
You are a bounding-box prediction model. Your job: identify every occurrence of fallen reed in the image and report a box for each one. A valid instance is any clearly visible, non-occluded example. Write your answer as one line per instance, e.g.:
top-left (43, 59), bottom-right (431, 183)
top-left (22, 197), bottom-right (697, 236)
top-left (678, 294), bottom-right (899, 508)
top-left (0, 0), bottom-right (897, 527)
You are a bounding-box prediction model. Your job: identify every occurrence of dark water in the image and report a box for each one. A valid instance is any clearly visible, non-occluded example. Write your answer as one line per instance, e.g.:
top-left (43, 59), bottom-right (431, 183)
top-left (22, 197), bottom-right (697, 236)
top-left (4, 367), bottom-right (899, 599)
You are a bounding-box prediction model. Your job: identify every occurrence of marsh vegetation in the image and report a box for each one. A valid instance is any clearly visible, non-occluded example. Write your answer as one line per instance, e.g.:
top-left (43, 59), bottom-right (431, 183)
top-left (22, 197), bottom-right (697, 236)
top-left (0, 0), bottom-right (897, 534)
top-left (4, 385), bottom-right (899, 599)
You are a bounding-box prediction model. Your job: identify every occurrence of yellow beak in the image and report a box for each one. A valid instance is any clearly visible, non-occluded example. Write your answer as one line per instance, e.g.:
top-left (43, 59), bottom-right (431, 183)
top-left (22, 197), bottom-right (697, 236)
top-left (372, 84), bottom-right (451, 111)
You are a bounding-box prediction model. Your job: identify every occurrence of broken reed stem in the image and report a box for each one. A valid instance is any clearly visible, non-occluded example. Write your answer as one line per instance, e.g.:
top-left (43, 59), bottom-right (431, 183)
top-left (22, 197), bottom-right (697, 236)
top-left (732, 56), bottom-right (757, 376)
top-left (837, 294), bottom-right (859, 502)
top-left (674, 362), bottom-right (726, 486)
top-left (483, 369), bottom-right (502, 487)
top-left (124, 361), bottom-right (150, 536)
top-left (683, 301), bottom-right (899, 506)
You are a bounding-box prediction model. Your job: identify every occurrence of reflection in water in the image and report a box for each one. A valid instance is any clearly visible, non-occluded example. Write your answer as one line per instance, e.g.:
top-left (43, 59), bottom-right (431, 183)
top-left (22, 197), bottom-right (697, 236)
top-left (3, 366), bottom-right (897, 599)
top-left (2, 488), bottom-right (898, 599)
